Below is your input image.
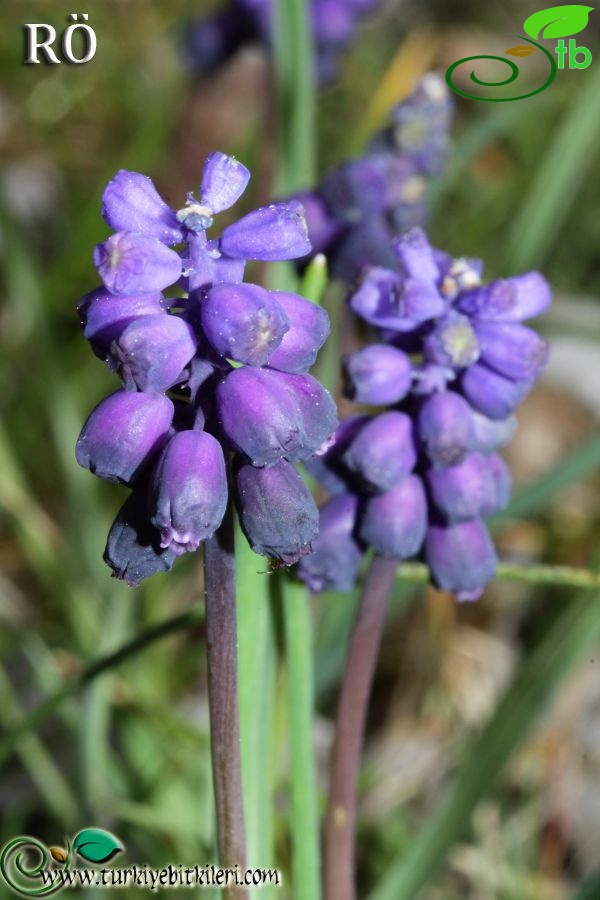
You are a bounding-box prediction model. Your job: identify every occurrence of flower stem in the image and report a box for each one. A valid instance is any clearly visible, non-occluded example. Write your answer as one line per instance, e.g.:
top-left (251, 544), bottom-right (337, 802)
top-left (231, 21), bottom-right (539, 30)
top-left (281, 578), bottom-right (322, 900)
top-left (204, 502), bottom-right (248, 896)
top-left (325, 555), bottom-right (398, 900)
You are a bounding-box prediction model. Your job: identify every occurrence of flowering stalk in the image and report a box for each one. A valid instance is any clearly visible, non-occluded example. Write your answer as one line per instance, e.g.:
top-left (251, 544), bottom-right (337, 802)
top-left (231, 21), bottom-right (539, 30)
top-left (204, 502), bottom-right (248, 894)
top-left (325, 555), bottom-right (397, 900)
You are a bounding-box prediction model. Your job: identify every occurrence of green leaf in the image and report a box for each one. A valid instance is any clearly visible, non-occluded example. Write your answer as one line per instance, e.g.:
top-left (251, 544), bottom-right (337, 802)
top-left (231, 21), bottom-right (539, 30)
top-left (523, 4), bottom-right (594, 40)
top-left (72, 828), bottom-right (123, 864)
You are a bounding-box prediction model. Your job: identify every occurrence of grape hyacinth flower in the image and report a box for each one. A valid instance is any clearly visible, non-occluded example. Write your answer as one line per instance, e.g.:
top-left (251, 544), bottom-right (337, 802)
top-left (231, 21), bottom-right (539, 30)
top-left (298, 227), bottom-right (551, 601)
top-left (185, 0), bottom-right (384, 84)
top-left (291, 73), bottom-right (455, 281)
top-left (76, 152), bottom-right (337, 586)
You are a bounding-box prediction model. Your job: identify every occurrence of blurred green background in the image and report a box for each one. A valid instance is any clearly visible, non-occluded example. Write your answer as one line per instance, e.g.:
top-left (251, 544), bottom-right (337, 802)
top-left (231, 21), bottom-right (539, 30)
top-left (1, 1), bottom-right (600, 897)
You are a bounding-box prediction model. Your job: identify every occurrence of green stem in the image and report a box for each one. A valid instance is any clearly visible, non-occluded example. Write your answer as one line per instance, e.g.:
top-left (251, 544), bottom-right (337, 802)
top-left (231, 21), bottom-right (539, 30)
top-left (392, 561), bottom-right (600, 590)
top-left (281, 579), bottom-right (322, 900)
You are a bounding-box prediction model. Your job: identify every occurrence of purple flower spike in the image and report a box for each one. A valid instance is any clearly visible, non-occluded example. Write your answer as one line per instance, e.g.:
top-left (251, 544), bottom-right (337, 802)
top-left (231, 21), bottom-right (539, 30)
top-left (297, 493), bottom-right (363, 593)
top-left (217, 367), bottom-right (336, 467)
top-left (424, 313), bottom-right (480, 369)
top-left (425, 518), bottom-right (498, 601)
top-left (418, 391), bottom-right (475, 467)
top-left (342, 410), bottom-right (416, 491)
top-left (77, 287), bottom-right (165, 356)
top-left (461, 363), bottom-right (533, 420)
top-left (349, 267), bottom-right (445, 332)
top-left (474, 322), bottom-right (549, 382)
top-left (359, 475), bottom-right (427, 558)
top-left (220, 200), bottom-right (311, 261)
top-left (235, 459), bottom-right (319, 564)
top-left (150, 430), bottom-right (227, 555)
top-left (343, 344), bottom-right (412, 405)
top-left (109, 314), bottom-right (197, 392)
top-left (101, 170), bottom-right (184, 245)
top-left (76, 390), bottom-right (174, 484)
top-left (94, 232), bottom-right (183, 296)
top-left (104, 488), bottom-right (176, 586)
top-left (426, 452), bottom-right (498, 523)
top-left (265, 291), bottom-right (330, 374)
top-left (201, 282), bottom-right (289, 366)
top-left (200, 152), bottom-right (251, 214)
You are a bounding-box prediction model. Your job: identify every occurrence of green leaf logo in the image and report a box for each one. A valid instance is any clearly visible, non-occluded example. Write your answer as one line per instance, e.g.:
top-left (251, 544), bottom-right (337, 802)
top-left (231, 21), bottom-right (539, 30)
top-left (523, 4), bottom-right (594, 40)
top-left (72, 829), bottom-right (122, 864)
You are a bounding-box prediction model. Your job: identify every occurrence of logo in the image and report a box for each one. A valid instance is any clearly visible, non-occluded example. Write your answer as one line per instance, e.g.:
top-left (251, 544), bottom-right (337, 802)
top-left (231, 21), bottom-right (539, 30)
top-left (446, 4), bottom-right (594, 101)
top-left (0, 829), bottom-right (122, 896)
top-left (0, 832), bottom-right (281, 894)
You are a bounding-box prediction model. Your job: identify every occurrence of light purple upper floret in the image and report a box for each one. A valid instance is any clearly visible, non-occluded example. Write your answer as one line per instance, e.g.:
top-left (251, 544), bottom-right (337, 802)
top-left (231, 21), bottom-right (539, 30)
top-left (77, 152), bottom-right (337, 585)
top-left (298, 226), bottom-right (552, 602)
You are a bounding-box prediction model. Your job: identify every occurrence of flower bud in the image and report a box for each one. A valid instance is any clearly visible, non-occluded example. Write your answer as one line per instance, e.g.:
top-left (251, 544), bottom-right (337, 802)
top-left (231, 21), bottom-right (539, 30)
top-left (474, 322), bottom-right (549, 381)
top-left (359, 475), bottom-right (427, 558)
top-left (461, 363), bottom-right (533, 420)
top-left (342, 410), bottom-right (416, 491)
top-left (304, 415), bottom-right (369, 494)
top-left (220, 200), bottom-right (311, 261)
top-left (343, 344), bottom-right (412, 405)
top-left (76, 390), bottom-right (174, 484)
top-left (265, 291), bottom-right (330, 374)
top-left (484, 453), bottom-right (511, 517)
top-left (109, 314), bottom-right (197, 392)
top-left (273, 371), bottom-right (339, 462)
top-left (425, 518), bottom-right (498, 601)
top-left (77, 287), bottom-right (164, 356)
top-left (349, 266), bottom-right (445, 332)
top-left (293, 192), bottom-right (341, 254)
top-left (94, 232), bottom-right (182, 296)
top-left (216, 367), bottom-right (337, 467)
top-left (321, 156), bottom-right (417, 223)
top-left (101, 170), bottom-right (184, 245)
top-left (297, 493), bottom-right (363, 593)
top-left (149, 430), bottom-right (227, 555)
top-left (418, 391), bottom-right (475, 467)
top-left (470, 411), bottom-right (517, 453)
top-left (457, 272), bottom-right (552, 322)
top-left (200, 152), bottom-right (251, 214)
top-left (330, 216), bottom-right (399, 282)
top-left (235, 459), bottom-right (319, 564)
top-left (104, 488), bottom-right (176, 586)
top-left (201, 282), bottom-right (289, 366)
top-left (424, 313), bottom-right (480, 369)
top-left (393, 227), bottom-right (439, 283)
top-left (312, 0), bottom-right (354, 45)
top-left (426, 452), bottom-right (497, 523)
